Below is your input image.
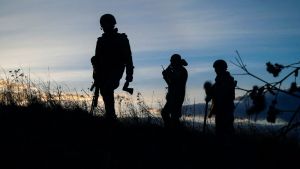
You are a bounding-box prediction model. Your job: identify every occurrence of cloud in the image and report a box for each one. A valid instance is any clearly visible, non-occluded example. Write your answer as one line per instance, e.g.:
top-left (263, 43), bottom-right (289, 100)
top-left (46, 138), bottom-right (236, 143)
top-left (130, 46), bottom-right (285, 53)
top-left (1, 0), bottom-right (300, 104)
top-left (188, 65), bottom-right (211, 75)
top-left (122, 0), bottom-right (300, 53)
top-left (134, 66), bottom-right (162, 80)
top-left (2, 0), bottom-right (300, 65)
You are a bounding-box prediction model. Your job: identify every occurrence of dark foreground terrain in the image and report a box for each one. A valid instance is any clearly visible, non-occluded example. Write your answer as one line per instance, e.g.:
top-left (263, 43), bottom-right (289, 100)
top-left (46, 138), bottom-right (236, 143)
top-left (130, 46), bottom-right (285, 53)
top-left (0, 105), bottom-right (299, 169)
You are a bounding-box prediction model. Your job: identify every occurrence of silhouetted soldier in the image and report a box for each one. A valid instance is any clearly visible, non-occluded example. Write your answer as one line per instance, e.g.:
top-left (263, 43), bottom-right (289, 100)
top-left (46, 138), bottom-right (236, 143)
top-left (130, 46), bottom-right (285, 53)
top-left (207, 59), bottom-right (236, 142)
top-left (91, 14), bottom-right (134, 120)
top-left (161, 54), bottom-right (188, 128)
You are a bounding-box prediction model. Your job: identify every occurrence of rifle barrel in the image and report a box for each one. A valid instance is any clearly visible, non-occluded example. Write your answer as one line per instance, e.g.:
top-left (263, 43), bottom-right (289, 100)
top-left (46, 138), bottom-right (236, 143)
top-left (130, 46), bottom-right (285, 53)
top-left (90, 86), bottom-right (99, 115)
top-left (203, 101), bottom-right (208, 133)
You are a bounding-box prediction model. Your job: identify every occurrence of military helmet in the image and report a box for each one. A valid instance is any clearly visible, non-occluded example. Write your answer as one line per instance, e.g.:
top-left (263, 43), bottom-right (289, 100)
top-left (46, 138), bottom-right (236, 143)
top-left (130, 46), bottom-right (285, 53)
top-left (213, 59), bottom-right (227, 70)
top-left (170, 54), bottom-right (182, 64)
top-left (100, 14), bottom-right (117, 26)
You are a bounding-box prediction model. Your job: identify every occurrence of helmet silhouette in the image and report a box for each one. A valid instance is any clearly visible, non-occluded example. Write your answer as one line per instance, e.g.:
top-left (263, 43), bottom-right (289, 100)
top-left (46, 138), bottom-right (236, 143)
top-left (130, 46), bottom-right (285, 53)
top-left (100, 14), bottom-right (117, 26)
top-left (213, 59), bottom-right (227, 70)
top-left (170, 54), bottom-right (188, 66)
top-left (170, 54), bottom-right (181, 64)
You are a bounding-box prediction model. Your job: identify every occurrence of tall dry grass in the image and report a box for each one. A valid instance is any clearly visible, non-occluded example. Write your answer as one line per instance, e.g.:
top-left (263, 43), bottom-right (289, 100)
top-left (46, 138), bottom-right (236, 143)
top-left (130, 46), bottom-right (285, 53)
top-left (0, 68), bottom-right (89, 111)
top-left (0, 68), bottom-right (164, 126)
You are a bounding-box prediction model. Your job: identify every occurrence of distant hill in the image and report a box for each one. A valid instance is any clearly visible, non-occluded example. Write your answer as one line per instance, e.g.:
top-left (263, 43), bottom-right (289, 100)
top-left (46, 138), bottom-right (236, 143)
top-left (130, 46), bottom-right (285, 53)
top-left (182, 91), bottom-right (300, 123)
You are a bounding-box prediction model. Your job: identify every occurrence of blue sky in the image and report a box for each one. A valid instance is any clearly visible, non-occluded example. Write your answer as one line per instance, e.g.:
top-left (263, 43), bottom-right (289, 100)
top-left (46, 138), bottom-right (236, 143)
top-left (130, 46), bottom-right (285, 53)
top-left (0, 0), bottom-right (300, 104)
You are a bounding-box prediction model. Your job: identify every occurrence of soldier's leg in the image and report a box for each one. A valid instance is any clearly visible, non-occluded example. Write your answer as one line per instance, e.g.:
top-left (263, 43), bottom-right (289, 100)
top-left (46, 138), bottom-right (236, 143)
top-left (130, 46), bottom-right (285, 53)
top-left (216, 113), bottom-right (234, 146)
top-left (170, 103), bottom-right (181, 128)
top-left (215, 115), bottom-right (225, 138)
top-left (101, 89), bottom-right (116, 119)
top-left (224, 112), bottom-right (235, 136)
top-left (161, 102), bottom-right (171, 127)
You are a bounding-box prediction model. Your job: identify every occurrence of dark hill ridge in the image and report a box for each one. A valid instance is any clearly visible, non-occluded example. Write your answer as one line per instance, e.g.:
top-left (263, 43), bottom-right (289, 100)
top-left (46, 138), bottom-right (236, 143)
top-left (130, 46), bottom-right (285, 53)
top-left (0, 105), bottom-right (299, 169)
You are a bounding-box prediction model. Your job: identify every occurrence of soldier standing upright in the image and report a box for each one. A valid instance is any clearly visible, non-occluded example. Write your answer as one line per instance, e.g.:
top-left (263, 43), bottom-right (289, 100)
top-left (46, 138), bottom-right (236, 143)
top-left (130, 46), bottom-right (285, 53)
top-left (91, 14), bottom-right (134, 120)
top-left (161, 54), bottom-right (188, 128)
top-left (207, 59), bottom-right (236, 141)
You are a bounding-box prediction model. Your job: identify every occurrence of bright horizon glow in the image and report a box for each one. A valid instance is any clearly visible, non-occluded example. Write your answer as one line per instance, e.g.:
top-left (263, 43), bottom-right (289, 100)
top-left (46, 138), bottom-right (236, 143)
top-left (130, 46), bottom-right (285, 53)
top-left (1, 0), bottom-right (300, 104)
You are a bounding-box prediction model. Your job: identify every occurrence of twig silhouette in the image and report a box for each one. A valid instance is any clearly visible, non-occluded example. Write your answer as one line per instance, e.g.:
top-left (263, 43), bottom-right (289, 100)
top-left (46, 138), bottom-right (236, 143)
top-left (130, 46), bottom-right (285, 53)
top-left (232, 51), bottom-right (300, 139)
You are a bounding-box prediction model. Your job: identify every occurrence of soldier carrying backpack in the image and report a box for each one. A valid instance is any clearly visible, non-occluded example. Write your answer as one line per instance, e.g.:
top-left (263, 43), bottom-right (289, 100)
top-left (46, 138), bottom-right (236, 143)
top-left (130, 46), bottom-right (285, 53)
top-left (206, 59), bottom-right (236, 142)
top-left (90, 14), bottom-right (134, 120)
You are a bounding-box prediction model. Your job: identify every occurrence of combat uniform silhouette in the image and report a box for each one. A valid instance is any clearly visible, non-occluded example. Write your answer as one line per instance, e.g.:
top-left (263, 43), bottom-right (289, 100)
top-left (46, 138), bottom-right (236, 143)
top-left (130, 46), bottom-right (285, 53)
top-left (91, 14), bottom-right (134, 120)
top-left (161, 54), bottom-right (188, 128)
top-left (208, 60), bottom-right (236, 139)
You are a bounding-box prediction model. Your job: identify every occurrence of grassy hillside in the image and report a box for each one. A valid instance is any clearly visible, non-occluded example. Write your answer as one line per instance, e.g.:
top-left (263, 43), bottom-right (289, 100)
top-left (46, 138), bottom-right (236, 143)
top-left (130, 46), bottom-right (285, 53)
top-left (0, 104), bottom-right (299, 169)
top-left (0, 70), bottom-right (299, 169)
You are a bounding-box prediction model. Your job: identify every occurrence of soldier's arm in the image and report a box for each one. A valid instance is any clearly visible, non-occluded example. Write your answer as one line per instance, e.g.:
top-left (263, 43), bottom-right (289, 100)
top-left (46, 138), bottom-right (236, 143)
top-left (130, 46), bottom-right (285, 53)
top-left (95, 37), bottom-right (100, 56)
top-left (162, 67), bottom-right (173, 85)
top-left (122, 34), bottom-right (134, 82)
top-left (125, 56), bottom-right (134, 82)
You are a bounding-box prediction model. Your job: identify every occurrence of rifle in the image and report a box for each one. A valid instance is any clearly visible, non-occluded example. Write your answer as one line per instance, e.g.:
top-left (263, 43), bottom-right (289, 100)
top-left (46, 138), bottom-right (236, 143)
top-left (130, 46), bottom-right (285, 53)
top-left (90, 82), bottom-right (100, 115)
top-left (203, 100), bottom-right (209, 133)
top-left (203, 81), bottom-right (213, 133)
